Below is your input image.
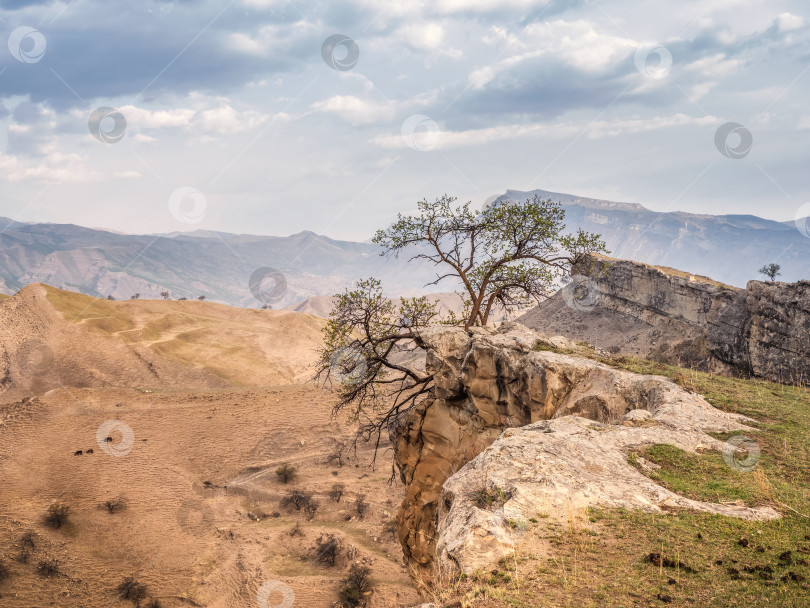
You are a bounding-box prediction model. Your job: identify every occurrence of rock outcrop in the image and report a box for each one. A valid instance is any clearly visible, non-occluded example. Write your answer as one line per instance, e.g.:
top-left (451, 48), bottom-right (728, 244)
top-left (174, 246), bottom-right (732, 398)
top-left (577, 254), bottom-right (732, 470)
top-left (518, 255), bottom-right (810, 385)
top-left (394, 323), bottom-right (776, 574)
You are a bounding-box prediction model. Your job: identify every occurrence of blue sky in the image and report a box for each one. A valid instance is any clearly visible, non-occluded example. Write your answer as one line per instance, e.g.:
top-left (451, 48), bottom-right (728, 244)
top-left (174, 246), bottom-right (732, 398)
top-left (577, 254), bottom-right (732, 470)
top-left (0, 0), bottom-right (808, 239)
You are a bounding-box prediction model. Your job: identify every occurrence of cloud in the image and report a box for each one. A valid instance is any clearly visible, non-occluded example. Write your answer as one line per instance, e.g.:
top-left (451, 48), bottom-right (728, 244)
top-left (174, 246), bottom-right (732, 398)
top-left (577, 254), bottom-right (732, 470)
top-left (310, 95), bottom-right (397, 124)
top-left (373, 113), bottom-right (719, 150)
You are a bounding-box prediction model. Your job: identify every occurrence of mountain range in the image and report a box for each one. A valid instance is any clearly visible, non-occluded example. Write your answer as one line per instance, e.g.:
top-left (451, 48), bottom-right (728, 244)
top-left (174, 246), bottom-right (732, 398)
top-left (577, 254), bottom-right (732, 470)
top-left (0, 188), bottom-right (807, 307)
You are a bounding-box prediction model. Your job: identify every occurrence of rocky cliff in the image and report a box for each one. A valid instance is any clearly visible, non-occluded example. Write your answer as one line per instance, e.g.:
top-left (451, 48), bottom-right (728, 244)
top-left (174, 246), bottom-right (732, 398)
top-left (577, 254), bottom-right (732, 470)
top-left (518, 256), bottom-right (810, 386)
top-left (393, 324), bottom-right (774, 574)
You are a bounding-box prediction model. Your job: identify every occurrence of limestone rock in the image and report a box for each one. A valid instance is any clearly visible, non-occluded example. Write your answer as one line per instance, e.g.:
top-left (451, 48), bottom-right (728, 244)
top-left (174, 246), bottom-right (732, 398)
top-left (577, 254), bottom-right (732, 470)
top-left (394, 324), bottom-right (777, 574)
top-left (518, 255), bottom-right (810, 385)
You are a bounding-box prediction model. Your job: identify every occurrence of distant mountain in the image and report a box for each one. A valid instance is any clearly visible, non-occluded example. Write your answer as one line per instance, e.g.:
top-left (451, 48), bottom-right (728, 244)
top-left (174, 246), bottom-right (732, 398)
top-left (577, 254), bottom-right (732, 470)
top-left (496, 189), bottom-right (810, 286)
top-left (0, 220), bottom-right (442, 307)
top-left (1, 188), bottom-right (807, 305)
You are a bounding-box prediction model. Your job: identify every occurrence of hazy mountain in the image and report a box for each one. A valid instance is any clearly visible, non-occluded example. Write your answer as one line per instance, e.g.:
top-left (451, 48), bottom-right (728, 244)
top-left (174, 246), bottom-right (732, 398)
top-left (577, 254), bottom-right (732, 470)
top-left (496, 189), bottom-right (810, 286)
top-left (0, 220), bottom-right (442, 307)
top-left (1, 189), bottom-right (807, 305)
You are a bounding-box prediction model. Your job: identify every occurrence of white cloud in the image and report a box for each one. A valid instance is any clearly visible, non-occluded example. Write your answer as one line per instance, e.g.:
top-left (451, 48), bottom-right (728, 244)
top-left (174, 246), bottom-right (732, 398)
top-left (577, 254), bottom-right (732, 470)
top-left (776, 13), bottom-right (804, 32)
top-left (373, 113), bottom-right (719, 150)
top-left (467, 20), bottom-right (637, 89)
top-left (311, 95), bottom-right (397, 125)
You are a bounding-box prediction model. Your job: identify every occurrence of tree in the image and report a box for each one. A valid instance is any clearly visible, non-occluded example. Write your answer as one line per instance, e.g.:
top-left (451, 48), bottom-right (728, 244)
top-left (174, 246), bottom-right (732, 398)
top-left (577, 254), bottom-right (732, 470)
top-left (107, 295), bottom-right (115, 300)
top-left (758, 263), bottom-right (781, 281)
top-left (197, 295), bottom-right (206, 301)
top-left (130, 293), bottom-right (140, 300)
top-left (339, 563), bottom-right (372, 607)
top-left (317, 195), bottom-right (607, 455)
top-left (159, 291), bottom-right (170, 300)
top-left (275, 463), bottom-right (297, 484)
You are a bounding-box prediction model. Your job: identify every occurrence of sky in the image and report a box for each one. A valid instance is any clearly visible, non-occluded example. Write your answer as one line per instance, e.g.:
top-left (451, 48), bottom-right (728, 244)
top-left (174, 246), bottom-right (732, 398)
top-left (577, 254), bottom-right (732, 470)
top-left (0, 0), bottom-right (809, 240)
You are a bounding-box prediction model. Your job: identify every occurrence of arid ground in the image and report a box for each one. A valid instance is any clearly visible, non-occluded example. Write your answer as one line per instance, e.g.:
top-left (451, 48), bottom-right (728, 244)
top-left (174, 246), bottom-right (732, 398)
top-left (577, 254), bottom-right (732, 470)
top-left (0, 286), bottom-right (420, 608)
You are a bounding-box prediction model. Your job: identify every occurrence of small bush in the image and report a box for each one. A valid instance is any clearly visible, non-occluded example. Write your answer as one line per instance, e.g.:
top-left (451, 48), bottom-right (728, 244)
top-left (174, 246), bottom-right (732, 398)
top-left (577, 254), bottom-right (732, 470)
top-left (281, 489), bottom-right (312, 512)
top-left (471, 486), bottom-right (509, 510)
top-left (43, 503), bottom-right (70, 529)
top-left (118, 576), bottom-right (149, 605)
top-left (103, 495), bottom-right (127, 514)
top-left (146, 599), bottom-right (162, 608)
top-left (289, 522), bottom-right (303, 537)
top-left (330, 483), bottom-right (345, 503)
top-left (355, 495), bottom-right (368, 519)
top-left (339, 563), bottom-right (372, 607)
top-left (0, 561), bottom-right (10, 582)
top-left (304, 498), bottom-right (319, 521)
top-left (275, 463), bottom-right (297, 484)
top-left (314, 533), bottom-right (342, 566)
top-left (16, 546), bottom-right (31, 564)
top-left (20, 530), bottom-right (36, 548)
top-left (37, 558), bottom-right (59, 577)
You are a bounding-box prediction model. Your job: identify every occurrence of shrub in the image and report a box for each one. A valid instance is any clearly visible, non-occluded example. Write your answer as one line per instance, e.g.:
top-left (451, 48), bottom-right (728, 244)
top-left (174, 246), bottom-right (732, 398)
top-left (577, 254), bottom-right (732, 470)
top-left (314, 534), bottom-right (342, 566)
top-left (103, 495), bottom-right (127, 514)
top-left (43, 503), bottom-right (70, 529)
top-left (0, 561), bottom-right (9, 582)
top-left (330, 483), bottom-right (345, 503)
top-left (146, 599), bottom-right (162, 608)
top-left (275, 463), bottom-right (297, 484)
top-left (37, 558), bottom-right (59, 577)
top-left (339, 563), bottom-right (372, 607)
top-left (355, 495), bottom-right (368, 519)
top-left (471, 486), bottom-right (509, 510)
top-left (118, 576), bottom-right (149, 605)
top-left (16, 547), bottom-right (30, 564)
top-left (289, 523), bottom-right (303, 537)
top-left (20, 530), bottom-right (36, 548)
top-left (281, 489), bottom-right (312, 512)
top-left (304, 498), bottom-right (319, 521)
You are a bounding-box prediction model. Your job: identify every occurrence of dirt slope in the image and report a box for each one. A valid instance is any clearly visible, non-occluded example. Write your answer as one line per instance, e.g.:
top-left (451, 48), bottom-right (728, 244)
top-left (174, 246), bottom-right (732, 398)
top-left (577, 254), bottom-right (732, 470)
top-left (0, 285), bottom-right (419, 607)
top-left (0, 284), bottom-right (326, 401)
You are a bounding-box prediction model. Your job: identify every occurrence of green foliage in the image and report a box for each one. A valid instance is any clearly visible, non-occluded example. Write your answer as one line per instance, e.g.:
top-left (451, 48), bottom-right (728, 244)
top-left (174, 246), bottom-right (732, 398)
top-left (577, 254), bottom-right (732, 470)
top-left (758, 263), bottom-right (781, 281)
top-left (275, 463), bottom-right (297, 484)
top-left (373, 195), bottom-right (607, 328)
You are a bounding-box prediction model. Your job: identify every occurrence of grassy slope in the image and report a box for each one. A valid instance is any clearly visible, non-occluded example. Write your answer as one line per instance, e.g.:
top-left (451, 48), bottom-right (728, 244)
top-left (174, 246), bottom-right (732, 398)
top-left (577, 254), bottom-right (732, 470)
top-left (431, 358), bottom-right (810, 607)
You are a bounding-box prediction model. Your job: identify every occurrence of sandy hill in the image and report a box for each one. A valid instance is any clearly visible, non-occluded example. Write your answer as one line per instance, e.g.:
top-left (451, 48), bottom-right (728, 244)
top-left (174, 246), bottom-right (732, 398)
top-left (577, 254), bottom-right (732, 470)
top-left (0, 284), bottom-right (326, 401)
top-left (0, 285), bottom-right (418, 607)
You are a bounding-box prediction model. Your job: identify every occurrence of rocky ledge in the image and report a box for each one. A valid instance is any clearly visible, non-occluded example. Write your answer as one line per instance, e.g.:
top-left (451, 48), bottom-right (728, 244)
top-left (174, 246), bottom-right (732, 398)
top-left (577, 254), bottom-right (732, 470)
top-left (518, 255), bottom-right (810, 386)
top-left (393, 324), bottom-right (778, 575)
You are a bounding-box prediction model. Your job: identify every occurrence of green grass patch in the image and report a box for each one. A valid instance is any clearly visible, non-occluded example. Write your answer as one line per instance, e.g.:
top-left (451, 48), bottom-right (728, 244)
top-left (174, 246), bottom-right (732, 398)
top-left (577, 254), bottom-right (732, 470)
top-left (433, 357), bottom-right (810, 607)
